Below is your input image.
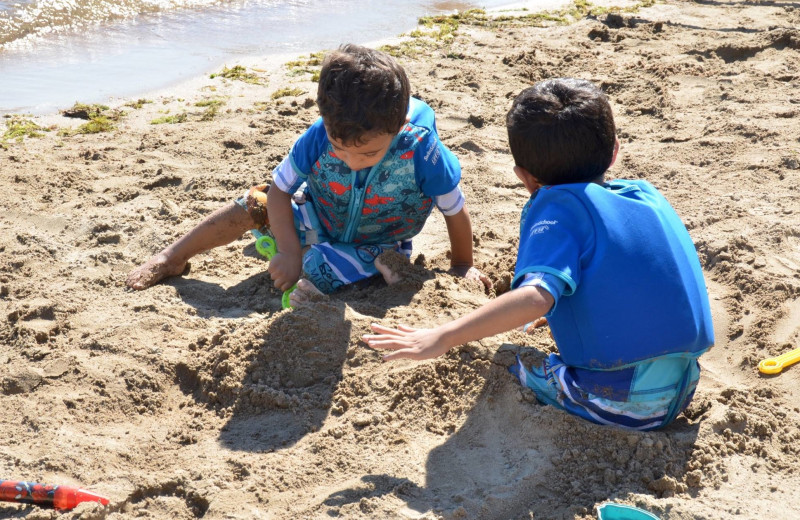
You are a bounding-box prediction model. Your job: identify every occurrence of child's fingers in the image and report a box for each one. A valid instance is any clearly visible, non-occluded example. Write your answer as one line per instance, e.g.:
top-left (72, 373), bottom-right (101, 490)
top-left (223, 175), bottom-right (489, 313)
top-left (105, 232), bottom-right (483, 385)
top-left (362, 336), bottom-right (411, 351)
top-left (531, 317), bottom-right (548, 328)
top-left (362, 333), bottom-right (407, 347)
top-left (518, 317), bottom-right (548, 334)
top-left (463, 267), bottom-right (493, 292)
top-left (370, 323), bottom-right (419, 334)
top-left (396, 324), bottom-right (418, 333)
top-left (364, 324), bottom-right (440, 361)
top-left (369, 323), bottom-right (407, 336)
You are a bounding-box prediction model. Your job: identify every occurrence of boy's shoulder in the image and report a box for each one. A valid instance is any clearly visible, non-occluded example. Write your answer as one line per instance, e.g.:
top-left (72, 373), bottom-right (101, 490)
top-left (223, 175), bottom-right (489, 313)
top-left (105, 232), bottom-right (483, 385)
top-left (526, 179), bottom-right (673, 225)
top-left (289, 117), bottom-right (330, 169)
top-left (407, 97), bottom-right (436, 130)
top-left (541, 178), bottom-right (652, 192)
top-left (396, 98), bottom-right (455, 166)
top-left (536, 179), bottom-right (661, 203)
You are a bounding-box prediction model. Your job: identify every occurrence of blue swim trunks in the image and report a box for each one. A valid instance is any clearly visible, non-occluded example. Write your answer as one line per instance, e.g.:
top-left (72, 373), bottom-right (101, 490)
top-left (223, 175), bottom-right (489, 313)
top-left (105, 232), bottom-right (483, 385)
top-left (235, 187), bottom-right (411, 294)
top-left (509, 353), bottom-right (700, 431)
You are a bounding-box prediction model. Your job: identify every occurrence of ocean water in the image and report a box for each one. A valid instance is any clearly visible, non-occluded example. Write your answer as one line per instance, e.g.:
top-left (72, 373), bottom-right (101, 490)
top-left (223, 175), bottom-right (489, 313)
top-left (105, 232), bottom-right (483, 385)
top-left (0, 0), bottom-right (531, 114)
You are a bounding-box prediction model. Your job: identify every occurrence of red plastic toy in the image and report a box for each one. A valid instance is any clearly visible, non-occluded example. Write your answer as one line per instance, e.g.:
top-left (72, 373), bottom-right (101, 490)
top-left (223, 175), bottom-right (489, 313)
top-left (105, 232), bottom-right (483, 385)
top-left (0, 480), bottom-right (109, 510)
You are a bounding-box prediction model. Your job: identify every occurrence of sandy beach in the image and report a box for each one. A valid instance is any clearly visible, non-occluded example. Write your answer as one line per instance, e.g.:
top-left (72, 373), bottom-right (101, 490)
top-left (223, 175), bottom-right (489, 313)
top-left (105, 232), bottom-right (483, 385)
top-left (2, 1), bottom-right (800, 518)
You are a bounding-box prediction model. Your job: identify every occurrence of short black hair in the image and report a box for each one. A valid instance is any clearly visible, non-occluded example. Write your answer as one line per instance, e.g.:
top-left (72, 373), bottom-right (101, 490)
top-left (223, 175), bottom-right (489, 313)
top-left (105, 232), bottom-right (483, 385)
top-left (317, 44), bottom-right (410, 145)
top-left (506, 78), bottom-right (616, 185)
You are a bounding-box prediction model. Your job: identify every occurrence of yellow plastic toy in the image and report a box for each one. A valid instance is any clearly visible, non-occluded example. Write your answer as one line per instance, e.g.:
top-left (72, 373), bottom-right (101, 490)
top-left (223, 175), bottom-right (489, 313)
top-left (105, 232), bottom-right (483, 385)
top-left (758, 347), bottom-right (800, 375)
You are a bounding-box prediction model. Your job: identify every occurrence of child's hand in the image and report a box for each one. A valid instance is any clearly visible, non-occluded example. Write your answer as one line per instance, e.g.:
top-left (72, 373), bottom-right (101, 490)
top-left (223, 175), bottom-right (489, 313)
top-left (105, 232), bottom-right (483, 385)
top-left (363, 323), bottom-right (451, 361)
top-left (268, 251), bottom-right (302, 291)
top-left (518, 317), bottom-right (548, 334)
top-left (450, 265), bottom-right (493, 292)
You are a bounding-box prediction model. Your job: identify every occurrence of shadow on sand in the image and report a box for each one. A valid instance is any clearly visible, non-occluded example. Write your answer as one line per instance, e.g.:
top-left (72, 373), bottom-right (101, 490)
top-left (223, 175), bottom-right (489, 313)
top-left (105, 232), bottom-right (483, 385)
top-left (324, 344), bottom-right (704, 519)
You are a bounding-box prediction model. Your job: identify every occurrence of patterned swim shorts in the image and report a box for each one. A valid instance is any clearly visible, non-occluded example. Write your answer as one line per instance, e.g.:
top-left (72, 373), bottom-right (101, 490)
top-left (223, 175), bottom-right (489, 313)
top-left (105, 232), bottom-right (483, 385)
top-left (235, 185), bottom-right (412, 294)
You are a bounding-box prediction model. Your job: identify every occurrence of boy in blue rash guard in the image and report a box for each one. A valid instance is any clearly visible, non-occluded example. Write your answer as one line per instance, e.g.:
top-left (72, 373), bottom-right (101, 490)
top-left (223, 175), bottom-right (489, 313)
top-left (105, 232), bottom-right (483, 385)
top-left (364, 78), bottom-right (714, 431)
top-left (126, 44), bottom-right (491, 301)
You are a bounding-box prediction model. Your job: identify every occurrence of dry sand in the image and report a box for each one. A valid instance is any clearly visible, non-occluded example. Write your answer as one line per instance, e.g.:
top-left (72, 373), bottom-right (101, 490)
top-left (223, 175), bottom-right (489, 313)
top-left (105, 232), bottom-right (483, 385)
top-left (2, 1), bottom-right (800, 518)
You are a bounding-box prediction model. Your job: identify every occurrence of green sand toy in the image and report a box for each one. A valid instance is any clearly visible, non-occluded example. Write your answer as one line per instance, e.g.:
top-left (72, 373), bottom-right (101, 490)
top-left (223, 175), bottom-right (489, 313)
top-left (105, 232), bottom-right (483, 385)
top-left (253, 231), bottom-right (296, 310)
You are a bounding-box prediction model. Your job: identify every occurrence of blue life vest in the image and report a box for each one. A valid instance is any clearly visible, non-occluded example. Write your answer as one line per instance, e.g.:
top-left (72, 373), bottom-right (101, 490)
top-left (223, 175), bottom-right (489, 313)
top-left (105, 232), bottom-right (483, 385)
top-left (513, 180), bottom-right (714, 370)
top-left (289, 98), bottom-right (459, 246)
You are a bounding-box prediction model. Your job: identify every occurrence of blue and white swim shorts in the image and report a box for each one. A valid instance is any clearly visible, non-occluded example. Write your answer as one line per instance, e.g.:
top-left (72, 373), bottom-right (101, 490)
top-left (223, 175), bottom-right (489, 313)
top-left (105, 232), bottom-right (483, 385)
top-left (235, 185), bottom-right (411, 294)
top-left (510, 353), bottom-right (701, 431)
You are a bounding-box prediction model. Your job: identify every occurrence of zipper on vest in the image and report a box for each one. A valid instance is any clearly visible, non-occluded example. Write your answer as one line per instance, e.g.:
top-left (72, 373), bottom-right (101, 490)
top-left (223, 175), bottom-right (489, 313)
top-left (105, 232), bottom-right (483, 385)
top-left (340, 133), bottom-right (403, 243)
top-left (341, 167), bottom-right (374, 243)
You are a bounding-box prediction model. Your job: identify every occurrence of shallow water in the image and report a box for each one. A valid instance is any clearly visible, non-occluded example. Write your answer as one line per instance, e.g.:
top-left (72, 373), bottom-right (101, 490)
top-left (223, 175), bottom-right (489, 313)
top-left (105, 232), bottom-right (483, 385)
top-left (0, 0), bottom-right (531, 114)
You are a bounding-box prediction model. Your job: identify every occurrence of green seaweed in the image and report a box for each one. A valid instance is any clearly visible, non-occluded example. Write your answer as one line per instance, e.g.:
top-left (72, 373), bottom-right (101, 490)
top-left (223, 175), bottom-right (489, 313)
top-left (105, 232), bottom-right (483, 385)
top-left (417, 8), bottom-right (484, 38)
top-left (379, 40), bottom-right (430, 58)
top-left (74, 116), bottom-right (115, 134)
top-left (56, 102), bottom-right (124, 135)
top-left (404, 0), bottom-right (660, 37)
top-left (285, 52), bottom-right (325, 82)
top-left (62, 102), bottom-right (109, 120)
top-left (194, 99), bottom-right (224, 107)
top-left (380, 0), bottom-right (660, 59)
top-left (124, 99), bottom-right (153, 109)
top-left (210, 65), bottom-right (264, 85)
top-left (1, 116), bottom-right (47, 148)
top-left (380, 10), bottom-right (485, 58)
top-left (195, 98), bottom-right (226, 121)
top-left (285, 52), bottom-right (324, 69)
top-left (253, 101), bottom-right (271, 112)
top-left (271, 87), bottom-right (304, 100)
top-left (150, 112), bottom-right (188, 125)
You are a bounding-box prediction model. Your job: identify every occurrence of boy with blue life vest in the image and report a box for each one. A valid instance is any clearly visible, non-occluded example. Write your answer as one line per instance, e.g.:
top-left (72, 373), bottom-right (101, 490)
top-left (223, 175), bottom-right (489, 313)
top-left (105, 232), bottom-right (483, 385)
top-left (364, 78), bottom-right (714, 431)
top-left (126, 44), bottom-right (490, 301)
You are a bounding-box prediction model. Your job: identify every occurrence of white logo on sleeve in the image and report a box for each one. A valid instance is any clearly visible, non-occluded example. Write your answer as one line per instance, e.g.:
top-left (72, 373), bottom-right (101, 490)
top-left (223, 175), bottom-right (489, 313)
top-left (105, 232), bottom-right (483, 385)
top-left (530, 219), bottom-right (558, 236)
top-left (423, 140), bottom-right (440, 165)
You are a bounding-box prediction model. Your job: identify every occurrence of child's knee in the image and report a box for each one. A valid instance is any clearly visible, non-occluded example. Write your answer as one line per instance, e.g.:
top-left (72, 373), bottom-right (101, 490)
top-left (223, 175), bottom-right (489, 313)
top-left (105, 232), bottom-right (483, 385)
top-left (242, 184), bottom-right (270, 227)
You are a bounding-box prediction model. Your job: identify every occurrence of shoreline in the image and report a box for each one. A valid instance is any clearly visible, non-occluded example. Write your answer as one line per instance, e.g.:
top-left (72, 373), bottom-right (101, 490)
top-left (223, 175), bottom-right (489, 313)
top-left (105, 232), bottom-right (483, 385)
top-left (0, 0), bottom-right (572, 117)
top-left (5, 0), bottom-right (582, 124)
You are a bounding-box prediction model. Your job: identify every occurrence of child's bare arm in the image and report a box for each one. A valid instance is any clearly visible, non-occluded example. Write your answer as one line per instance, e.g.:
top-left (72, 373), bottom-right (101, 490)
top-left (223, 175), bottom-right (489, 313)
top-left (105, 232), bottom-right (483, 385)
top-left (363, 285), bottom-right (554, 361)
top-left (444, 206), bottom-right (473, 270)
top-left (266, 183), bottom-right (303, 290)
top-left (443, 206), bottom-right (492, 289)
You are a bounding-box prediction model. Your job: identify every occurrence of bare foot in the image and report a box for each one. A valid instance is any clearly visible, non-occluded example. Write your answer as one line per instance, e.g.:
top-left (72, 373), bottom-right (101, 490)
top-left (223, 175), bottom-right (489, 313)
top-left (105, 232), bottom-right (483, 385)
top-left (288, 278), bottom-right (325, 307)
top-left (126, 253), bottom-right (187, 290)
top-left (374, 255), bottom-right (403, 285)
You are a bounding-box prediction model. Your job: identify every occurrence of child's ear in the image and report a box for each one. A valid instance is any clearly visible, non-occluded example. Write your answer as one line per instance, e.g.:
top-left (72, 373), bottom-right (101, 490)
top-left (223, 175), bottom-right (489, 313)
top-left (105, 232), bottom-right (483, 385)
top-left (609, 138), bottom-right (620, 168)
top-left (514, 166), bottom-right (542, 194)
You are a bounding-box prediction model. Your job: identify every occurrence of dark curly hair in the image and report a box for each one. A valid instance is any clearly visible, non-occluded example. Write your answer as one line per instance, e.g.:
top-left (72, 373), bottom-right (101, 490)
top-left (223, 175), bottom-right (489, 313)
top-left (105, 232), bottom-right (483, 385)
top-left (317, 44), bottom-right (410, 145)
top-left (506, 78), bottom-right (616, 185)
